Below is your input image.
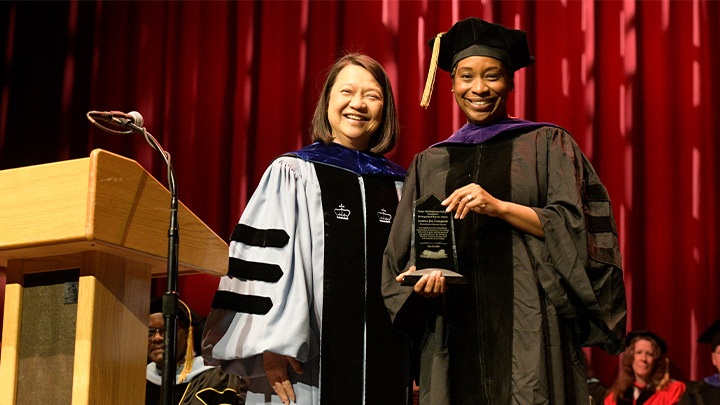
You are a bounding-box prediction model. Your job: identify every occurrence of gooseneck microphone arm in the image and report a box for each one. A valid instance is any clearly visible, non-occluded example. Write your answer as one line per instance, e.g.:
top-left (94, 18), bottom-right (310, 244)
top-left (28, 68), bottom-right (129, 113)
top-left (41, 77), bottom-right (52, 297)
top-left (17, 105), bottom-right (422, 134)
top-left (87, 111), bottom-right (180, 405)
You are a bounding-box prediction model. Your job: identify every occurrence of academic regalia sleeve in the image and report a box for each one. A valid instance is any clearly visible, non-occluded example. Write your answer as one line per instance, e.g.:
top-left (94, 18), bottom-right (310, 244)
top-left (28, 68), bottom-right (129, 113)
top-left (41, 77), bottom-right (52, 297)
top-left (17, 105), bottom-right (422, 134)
top-left (178, 368), bottom-right (249, 405)
top-left (646, 381), bottom-right (687, 404)
top-left (382, 155), bottom-right (416, 327)
top-left (382, 154), bottom-right (436, 334)
top-left (679, 380), bottom-right (720, 405)
top-left (202, 157), bottom-right (322, 378)
top-left (526, 127), bottom-right (627, 355)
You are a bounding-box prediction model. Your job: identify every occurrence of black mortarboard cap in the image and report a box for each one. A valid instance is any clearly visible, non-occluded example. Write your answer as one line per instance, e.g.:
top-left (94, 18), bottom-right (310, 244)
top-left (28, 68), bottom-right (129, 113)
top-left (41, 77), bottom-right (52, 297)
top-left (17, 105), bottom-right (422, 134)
top-left (420, 17), bottom-right (535, 108)
top-left (626, 330), bottom-right (668, 355)
top-left (698, 319), bottom-right (720, 350)
top-left (149, 297), bottom-right (202, 382)
top-left (149, 296), bottom-right (198, 328)
top-left (433, 17), bottom-right (534, 73)
top-left (149, 296), bottom-right (163, 315)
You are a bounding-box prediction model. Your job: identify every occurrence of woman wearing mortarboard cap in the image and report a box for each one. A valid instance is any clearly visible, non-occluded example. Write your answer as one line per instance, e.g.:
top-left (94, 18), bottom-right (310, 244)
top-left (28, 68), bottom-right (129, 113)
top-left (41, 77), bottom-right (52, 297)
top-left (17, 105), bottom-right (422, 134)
top-left (605, 330), bottom-right (685, 404)
top-left (679, 320), bottom-right (720, 405)
top-left (382, 17), bottom-right (627, 404)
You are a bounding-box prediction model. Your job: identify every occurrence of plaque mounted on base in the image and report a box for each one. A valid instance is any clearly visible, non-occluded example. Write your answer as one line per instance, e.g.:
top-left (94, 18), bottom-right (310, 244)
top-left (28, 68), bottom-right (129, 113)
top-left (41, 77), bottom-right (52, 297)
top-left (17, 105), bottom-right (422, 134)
top-left (401, 193), bottom-right (467, 286)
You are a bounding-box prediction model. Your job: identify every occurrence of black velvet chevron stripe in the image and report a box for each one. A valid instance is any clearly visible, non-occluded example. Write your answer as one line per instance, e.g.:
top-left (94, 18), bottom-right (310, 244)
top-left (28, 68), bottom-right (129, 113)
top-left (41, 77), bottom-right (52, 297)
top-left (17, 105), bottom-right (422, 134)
top-left (586, 214), bottom-right (617, 234)
top-left (230, 224), bottom-right (289, 248)
top-left (589, 246), bottom-right (621, 267)
top-left (583, 184), bottom-right (609, 201)
top-left (211, 290), bottom-right (272, 315)
top-left (228, 257), bottom-right (283, 282)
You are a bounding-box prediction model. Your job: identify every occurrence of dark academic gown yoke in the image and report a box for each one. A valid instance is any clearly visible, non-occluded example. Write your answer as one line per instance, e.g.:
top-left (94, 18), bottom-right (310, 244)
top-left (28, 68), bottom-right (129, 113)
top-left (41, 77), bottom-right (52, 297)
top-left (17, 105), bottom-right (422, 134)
top-left (383, 122), bottom-right (626, 405)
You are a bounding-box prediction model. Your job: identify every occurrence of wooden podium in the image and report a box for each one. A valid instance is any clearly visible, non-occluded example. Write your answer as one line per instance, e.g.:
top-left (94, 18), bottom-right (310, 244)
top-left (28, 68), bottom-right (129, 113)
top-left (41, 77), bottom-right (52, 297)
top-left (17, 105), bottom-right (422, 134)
top-left (0, 149), bottom-right (228, 404)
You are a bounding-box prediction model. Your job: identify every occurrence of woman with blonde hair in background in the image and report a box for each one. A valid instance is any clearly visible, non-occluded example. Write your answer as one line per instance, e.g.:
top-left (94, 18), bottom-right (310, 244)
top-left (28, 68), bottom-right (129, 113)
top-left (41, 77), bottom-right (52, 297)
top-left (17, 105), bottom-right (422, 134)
top-left (605, 331), bottom-right (685, 405)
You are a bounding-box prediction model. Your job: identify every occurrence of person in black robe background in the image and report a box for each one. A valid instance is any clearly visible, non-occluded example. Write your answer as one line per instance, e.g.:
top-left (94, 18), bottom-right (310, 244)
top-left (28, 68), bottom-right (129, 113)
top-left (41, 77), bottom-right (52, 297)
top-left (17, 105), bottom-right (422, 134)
top-left (146, 298), bottom-right (248, 405)
top-left (680, 320), bottom-right (720, 405)
top-left (382, 17), bottom-right (627, 405)
top-left (584, 351), bottom-right (608, 404)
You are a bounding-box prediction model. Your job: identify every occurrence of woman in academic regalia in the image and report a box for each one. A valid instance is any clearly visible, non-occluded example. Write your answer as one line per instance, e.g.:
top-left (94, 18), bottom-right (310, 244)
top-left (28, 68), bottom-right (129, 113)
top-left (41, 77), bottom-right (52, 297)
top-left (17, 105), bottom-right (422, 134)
top-left (202, 54), bottom-right (411, 405)
top-left (604, 331), bottom-right (685, 405)
top-left (382, 17), bottom-right (627, 405)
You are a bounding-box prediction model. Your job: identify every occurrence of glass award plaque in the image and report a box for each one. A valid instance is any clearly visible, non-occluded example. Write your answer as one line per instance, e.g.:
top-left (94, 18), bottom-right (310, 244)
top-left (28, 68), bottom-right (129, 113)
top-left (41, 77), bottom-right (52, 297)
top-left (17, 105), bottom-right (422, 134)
top-left (401, 193), bottom-right (467, 286)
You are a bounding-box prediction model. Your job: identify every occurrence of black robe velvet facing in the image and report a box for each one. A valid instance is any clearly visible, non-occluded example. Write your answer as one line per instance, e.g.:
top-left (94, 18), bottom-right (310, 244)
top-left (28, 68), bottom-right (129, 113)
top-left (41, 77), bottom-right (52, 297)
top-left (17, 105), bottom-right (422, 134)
top-left (382, 125), bottom-right (627, 405)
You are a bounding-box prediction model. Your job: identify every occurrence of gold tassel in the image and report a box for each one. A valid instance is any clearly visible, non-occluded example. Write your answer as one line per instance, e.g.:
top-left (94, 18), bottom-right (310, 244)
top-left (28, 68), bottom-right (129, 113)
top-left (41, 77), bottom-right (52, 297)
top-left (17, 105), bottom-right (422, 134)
top-left (420, 32), bottom-right (445, 109)
top-left (177, 299), bottom-right (194, 383)
top-left (657, 357), bottom-right (670, 390)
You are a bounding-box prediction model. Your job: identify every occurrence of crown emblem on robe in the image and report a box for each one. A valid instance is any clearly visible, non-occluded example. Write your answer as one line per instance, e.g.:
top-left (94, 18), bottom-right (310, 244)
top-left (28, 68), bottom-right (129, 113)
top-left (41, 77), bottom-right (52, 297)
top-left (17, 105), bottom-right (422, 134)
top-left (334, 204), bottom-right (350, 220)
top-left (377, 208), bottom-right (392, 224)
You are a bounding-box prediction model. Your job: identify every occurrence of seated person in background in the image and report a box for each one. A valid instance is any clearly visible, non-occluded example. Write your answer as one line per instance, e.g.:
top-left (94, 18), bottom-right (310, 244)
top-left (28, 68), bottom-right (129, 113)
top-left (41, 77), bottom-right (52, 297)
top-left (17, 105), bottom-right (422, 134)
top-left (605, 330), bottom-right (685, 405)
top-left (584, 351), bottom-right (608, 404)
top-left (679, 320), bottom-right (720, 405)
top-left (147, 297), bottom-right (248, 405)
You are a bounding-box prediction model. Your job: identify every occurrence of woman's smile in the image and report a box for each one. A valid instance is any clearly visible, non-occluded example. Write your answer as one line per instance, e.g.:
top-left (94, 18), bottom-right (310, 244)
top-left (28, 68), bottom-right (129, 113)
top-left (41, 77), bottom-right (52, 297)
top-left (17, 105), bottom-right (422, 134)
top-left (463, 97), bottom-right (495, 109)
top-left (343, 113), bottom-right (369, 122)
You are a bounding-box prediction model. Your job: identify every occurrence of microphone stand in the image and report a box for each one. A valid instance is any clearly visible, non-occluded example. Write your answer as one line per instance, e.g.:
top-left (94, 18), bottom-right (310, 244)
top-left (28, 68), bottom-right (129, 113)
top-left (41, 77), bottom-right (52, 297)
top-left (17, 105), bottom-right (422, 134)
top-left (88, 112), bottom-right (180, 405)
top-left (124, 121), bottom-right (180, 405)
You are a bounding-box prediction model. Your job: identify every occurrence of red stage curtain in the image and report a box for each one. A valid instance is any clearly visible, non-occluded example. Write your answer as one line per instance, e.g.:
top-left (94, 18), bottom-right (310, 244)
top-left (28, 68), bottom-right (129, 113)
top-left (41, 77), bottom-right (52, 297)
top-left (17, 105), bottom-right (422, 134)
top-left (1, 0), bottom-right (719, 386)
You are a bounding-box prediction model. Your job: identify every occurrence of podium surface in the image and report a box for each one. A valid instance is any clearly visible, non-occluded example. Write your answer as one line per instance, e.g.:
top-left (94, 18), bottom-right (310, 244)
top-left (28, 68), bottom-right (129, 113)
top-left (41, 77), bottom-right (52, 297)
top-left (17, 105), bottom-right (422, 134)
top-left (0, 149), bottom-right (228, 404)
top-left (0, 148), bottom-right (228, 276)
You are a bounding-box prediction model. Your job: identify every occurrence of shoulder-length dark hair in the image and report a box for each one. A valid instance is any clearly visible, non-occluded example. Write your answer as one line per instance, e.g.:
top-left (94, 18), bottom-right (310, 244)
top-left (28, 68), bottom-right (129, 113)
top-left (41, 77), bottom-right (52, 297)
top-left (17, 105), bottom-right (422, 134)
top-left (608, 336), bottom-right (670, 400)
top-left (310, 53), bottom-right (399, 155)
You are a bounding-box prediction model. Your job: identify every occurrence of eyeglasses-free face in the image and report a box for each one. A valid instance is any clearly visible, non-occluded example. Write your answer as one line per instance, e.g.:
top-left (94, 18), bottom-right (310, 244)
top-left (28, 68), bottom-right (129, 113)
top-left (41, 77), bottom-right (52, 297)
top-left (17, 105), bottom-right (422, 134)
top-left (452, 56), bottom-right (512, 126)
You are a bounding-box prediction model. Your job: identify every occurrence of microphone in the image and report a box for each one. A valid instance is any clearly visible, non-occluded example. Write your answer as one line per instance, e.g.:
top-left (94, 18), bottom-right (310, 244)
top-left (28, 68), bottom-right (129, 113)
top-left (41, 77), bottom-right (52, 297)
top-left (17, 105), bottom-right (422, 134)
top-left (88, 110), bottom-right (144, 129)
top-left (86, 106), bottom-right (178, 405)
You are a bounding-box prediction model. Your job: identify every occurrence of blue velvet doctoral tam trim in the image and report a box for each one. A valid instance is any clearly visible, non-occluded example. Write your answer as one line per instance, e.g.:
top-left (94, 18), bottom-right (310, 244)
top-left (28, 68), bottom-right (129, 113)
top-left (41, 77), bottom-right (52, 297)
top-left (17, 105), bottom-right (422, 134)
top-left (432, 118), bottom-right (559, 147)
top-left (285, 142), bottom-right (406, 179)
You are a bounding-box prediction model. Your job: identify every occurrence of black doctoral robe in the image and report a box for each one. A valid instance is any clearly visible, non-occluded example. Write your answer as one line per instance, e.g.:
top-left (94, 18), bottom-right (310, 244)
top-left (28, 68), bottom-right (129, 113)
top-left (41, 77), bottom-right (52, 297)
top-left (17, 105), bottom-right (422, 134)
top-left (382, 121), bottom-right (627, 405)
top-left (146, 359), bottom-right (248, 405)
top-left (679, 378), bottom-right (720, 405)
